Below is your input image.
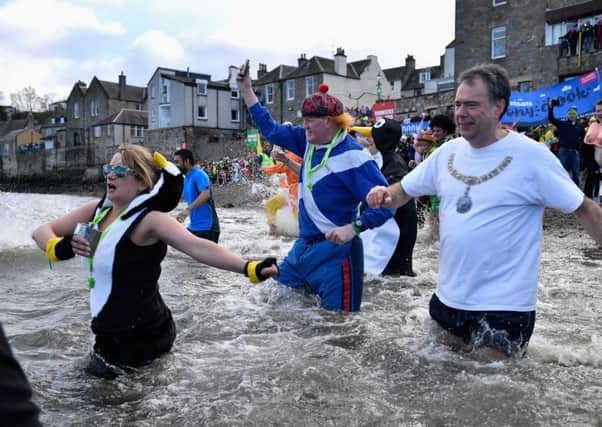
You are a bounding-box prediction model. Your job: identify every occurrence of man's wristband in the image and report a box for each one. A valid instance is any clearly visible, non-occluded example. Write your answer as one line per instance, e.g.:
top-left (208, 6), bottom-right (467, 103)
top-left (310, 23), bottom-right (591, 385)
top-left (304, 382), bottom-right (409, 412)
top-left (351, 222), bottom-right (361, 235)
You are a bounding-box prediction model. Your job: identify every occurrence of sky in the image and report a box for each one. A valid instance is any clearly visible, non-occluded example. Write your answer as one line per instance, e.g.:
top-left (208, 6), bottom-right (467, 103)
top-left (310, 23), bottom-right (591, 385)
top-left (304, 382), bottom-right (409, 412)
top-left (0, 0), bottom-right (455, 105)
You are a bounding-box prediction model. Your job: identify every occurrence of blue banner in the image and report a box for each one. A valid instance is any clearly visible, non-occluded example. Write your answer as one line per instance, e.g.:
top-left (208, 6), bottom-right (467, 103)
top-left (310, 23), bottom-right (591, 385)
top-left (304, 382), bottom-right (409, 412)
top-left (502, 69), bottom-right (601, 126)
top-left (401, 121), bottom-right (429, 136)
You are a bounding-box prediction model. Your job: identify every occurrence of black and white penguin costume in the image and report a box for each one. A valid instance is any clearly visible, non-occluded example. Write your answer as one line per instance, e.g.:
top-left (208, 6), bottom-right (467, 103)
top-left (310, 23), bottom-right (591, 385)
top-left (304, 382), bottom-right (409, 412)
top-left (85, 154), bottom-right (183, 372)
top-left (357, 119), bottom-right (418, 276)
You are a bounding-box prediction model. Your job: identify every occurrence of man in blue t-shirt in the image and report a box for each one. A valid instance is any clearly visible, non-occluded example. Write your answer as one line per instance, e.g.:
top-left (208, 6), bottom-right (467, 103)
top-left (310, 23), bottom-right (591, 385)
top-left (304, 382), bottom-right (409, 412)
top-left (174, 149), bottom-right (220, 242)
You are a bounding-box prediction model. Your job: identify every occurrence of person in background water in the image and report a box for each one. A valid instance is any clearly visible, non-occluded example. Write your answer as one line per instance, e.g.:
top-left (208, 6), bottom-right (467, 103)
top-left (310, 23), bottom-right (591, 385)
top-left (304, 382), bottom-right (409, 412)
top-left (32, 144), bottom-right (278, 378)
top-left (256, 140), bottom-right (275, 169)
top-left (0, 322), bottom-right (41, 426)
top-left (352, 120), bottom-right (418, 277)
top-left (236, 60), bottom-right (392, 312)
top-left (367, 63), bottom-right (602, 357)
top-left (263, 145), bottom-right (302, 234)
top-left (582, 100), bottom-right (602, 202)
top-left (174, 149), bottom-right (221, 243)
top-left (548, 100), bottom-right (585, 186)
top-left (425, 115), bottom-right (456, 240)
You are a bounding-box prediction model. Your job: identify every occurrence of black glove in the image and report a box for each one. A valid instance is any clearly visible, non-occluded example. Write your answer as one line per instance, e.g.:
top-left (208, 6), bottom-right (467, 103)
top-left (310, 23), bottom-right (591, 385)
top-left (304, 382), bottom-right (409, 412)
top-left (244, 257), bottom-right (278, 283)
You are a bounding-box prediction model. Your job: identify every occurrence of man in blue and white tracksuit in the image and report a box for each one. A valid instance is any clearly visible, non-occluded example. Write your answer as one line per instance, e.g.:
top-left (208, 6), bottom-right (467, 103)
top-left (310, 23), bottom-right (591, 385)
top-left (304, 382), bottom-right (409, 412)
top-left (237, 66), bottom-right (392, 311)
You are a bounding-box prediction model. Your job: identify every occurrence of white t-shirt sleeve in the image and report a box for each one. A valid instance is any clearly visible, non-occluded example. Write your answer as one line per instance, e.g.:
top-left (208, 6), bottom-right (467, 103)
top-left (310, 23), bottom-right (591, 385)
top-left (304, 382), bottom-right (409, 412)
top-left (401, 148), bottom-right (443, 197)
top-left (530, 145), bottom-right (584, 213)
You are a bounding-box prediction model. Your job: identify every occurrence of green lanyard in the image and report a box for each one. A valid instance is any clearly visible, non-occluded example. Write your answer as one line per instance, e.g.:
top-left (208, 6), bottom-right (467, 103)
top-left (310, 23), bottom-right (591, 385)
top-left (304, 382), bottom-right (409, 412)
top-left (305, 129), bottom-right (342, 191)
top-left (87, 207), bottom-right (124, 289)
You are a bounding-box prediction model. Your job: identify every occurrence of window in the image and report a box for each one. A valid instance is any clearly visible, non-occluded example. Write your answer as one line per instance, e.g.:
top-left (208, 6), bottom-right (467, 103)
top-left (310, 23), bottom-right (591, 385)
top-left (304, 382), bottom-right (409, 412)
top-left (286, 80), bottom-right (295, 100)
top-left (73, 102), bottom-right (80, 119)
top-left (151, 109), bottom-right (156, 122)
top-left (198, 105), bottom-right (207, 119)
top-left (266, 84), bottom-right (274, 104)
top-left (518, 81), bottom-right (531, 92)
top-left (493, 0), bottom-right (506, 6)
top-left (130, 126), bottom-right (144, 137)
top-left (231, 87), bottom-right (239, 99)
top-left (93, 126), bottom-right (101, 138)
top-left (197, 80), bottom-right (207, 95)
top-left (161, 77), bottom-right (169, 103)
top-left (305, 76), bottom-right (315, 97)
top-left (90, 100), bottom-right (99, 117)
top-left (2, 143), bottom-right (8, 157)
top-left (59, 116), bottom-right (65, 124)
top-left (151, 85), bottom-right (156, 99)
top-left (135, 104), bottom-right (142, 110)
top-left (106, 125), bottom-right (112, 136)
top-left (50, 117), bottom-right (56, 124)
top-left (491, 26), bottom-right (507, 59)
top-left (231, 109), bottom-right (240, 122)
top-left (419, 70), bottom-right (431, 84)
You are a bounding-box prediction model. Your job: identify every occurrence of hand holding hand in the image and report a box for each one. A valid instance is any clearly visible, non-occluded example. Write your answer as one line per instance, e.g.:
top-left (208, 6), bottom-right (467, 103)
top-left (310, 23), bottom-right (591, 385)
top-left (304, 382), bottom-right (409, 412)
top-left (244, 257), bottom-right (279, 283)
top-left (366, 186), bottom-right (392, 208)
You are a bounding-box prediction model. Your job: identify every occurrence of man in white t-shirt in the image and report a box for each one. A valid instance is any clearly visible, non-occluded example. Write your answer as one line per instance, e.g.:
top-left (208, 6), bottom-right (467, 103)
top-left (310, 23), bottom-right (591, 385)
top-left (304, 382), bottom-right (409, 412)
top-left (366, 63), bottom-right (602, 356)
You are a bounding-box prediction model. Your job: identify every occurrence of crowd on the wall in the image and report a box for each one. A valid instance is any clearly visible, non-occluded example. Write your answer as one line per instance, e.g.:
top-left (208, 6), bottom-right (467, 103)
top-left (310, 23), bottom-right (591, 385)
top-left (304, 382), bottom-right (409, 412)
top-left (559, 19), bottom-right (602, 56)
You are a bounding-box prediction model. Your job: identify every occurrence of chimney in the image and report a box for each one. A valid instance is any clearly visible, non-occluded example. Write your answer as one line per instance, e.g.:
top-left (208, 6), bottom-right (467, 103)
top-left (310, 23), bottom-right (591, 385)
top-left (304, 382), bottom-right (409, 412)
top-left (405, 55), bottom-right (416, 72)
top-left (257, 63), bottom-right (268, 80)
top-left (118, 71), bottom-right (126, 99)
top-left (334, 47), bottom-right (346, 76)
top-left (297, 53), bottom-right (307, 67)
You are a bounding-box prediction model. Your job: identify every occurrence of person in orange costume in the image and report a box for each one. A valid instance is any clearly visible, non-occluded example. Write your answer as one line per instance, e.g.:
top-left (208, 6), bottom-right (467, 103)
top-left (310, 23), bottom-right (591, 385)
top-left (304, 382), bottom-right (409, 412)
top-left (263, 148), bottom-right (302, 232)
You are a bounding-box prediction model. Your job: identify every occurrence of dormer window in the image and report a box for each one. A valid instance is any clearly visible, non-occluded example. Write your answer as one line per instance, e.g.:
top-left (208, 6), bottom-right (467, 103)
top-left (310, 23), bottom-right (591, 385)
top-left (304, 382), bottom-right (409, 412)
top-left (419, 70), bottom-right (431, 84)
top-left (197, 80), bottom-right (208, 95)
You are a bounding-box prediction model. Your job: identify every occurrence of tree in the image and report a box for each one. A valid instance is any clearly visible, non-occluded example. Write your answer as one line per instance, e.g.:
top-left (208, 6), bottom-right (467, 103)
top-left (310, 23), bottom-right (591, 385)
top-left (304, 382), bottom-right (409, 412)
top-left (10, 86), bottom-right (55, 112)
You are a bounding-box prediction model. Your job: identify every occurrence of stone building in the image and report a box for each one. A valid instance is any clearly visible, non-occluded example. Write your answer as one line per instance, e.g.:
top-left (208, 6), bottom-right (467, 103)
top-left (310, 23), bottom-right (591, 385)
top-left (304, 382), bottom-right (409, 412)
top-left (65, 73), bottom-right (146, 148)
top-left (88, 108), bottom-right (147, 155)
top-left (455, 0), bottom-right (602, 91)
top-left (254, 49), bottom-right (391, 124)
top-left (382, 43), bottom-right (457, 121)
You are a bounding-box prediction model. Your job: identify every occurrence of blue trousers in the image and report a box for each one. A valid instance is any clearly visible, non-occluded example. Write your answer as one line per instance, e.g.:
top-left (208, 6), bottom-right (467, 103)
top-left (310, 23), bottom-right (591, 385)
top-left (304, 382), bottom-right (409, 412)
top-left (277, 236), bottom-right (364, 311)
top-left (558, 148), bottom-right (580, 186)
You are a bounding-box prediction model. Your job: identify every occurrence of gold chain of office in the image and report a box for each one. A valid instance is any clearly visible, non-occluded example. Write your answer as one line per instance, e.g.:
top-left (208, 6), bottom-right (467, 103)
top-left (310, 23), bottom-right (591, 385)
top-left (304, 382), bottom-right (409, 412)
top-left (447, 153), bottom-right (513, 186)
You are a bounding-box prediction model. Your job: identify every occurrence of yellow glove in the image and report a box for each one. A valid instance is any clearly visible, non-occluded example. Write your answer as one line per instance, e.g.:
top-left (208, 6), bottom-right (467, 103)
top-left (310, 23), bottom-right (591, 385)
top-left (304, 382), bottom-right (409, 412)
top-left (46, 235), bottom-right (75, 262)
top-left (244, 257), bottom-right (278, 283)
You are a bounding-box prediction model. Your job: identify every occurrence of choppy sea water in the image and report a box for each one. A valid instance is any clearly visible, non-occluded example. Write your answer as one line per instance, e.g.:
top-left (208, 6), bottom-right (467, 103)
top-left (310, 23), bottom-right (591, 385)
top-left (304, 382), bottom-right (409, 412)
top-left (1, 191), bottom-right (601, 426)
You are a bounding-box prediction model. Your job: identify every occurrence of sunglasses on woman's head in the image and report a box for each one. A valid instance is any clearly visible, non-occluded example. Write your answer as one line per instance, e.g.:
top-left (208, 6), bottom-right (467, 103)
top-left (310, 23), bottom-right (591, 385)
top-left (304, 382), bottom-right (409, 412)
top-left (102, 164), bottom-right (140, 178)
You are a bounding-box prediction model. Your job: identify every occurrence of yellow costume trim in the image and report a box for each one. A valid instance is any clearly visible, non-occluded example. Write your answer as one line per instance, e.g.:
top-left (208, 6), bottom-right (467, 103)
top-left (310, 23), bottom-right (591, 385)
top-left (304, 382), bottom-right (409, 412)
top-left (45, 237), bottom-right (63, 262)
